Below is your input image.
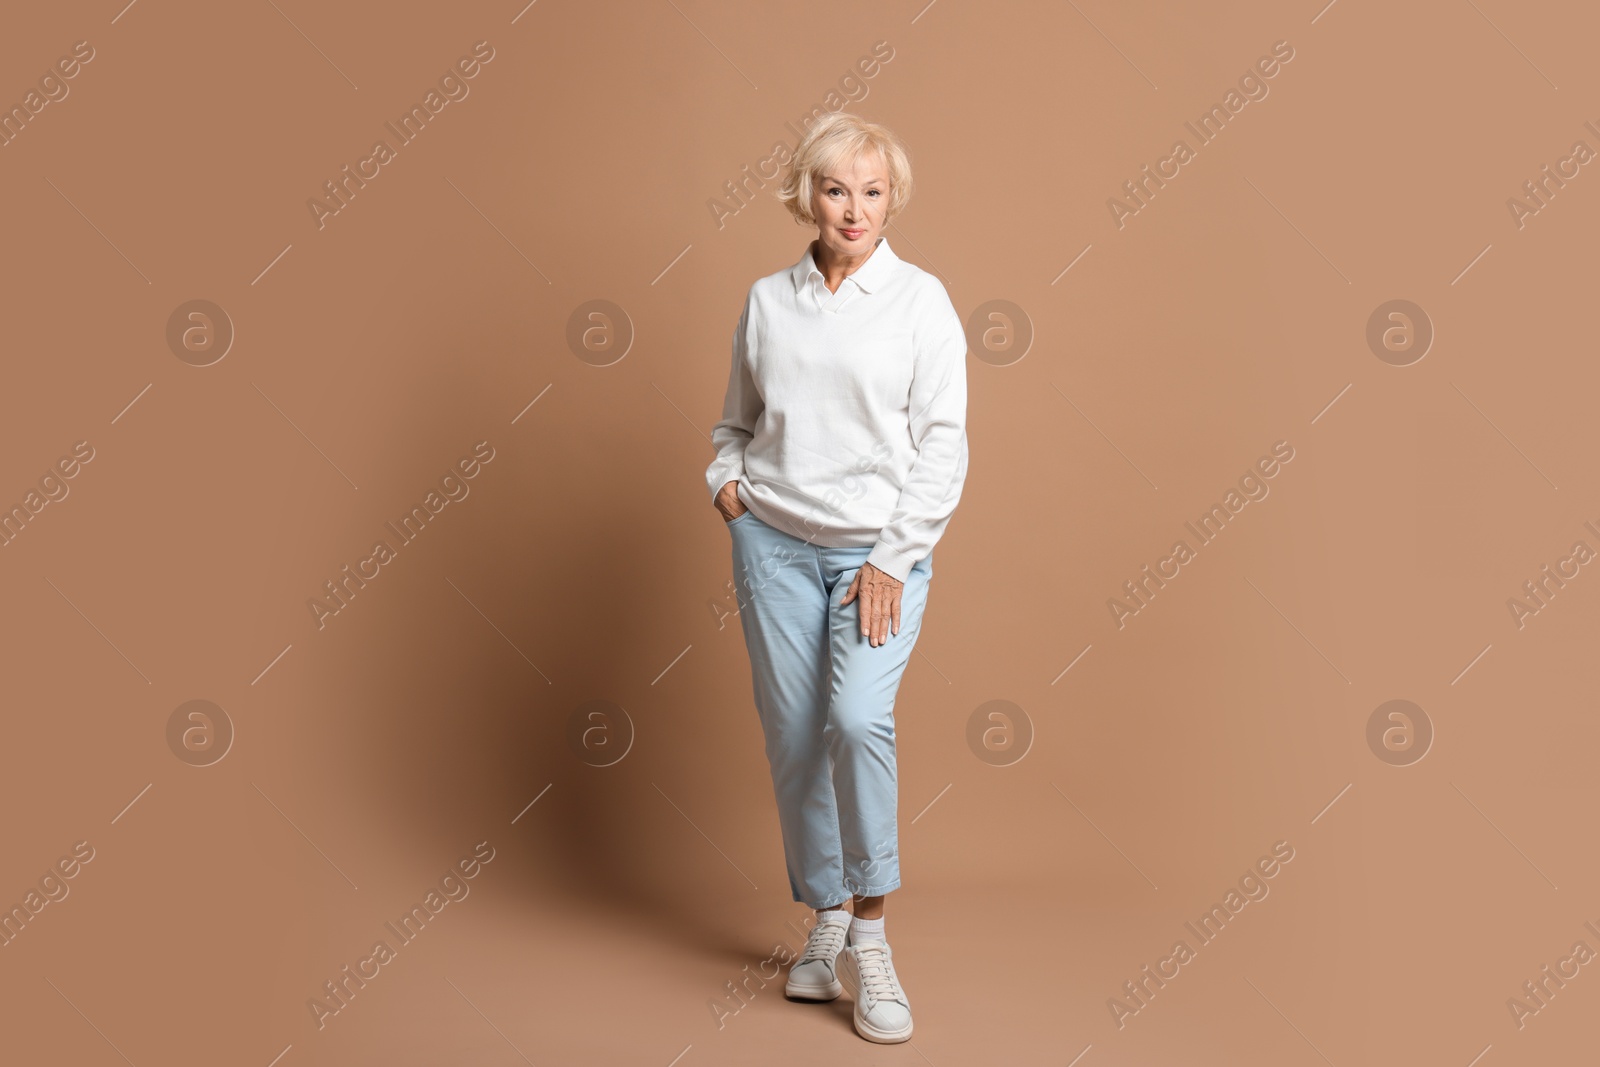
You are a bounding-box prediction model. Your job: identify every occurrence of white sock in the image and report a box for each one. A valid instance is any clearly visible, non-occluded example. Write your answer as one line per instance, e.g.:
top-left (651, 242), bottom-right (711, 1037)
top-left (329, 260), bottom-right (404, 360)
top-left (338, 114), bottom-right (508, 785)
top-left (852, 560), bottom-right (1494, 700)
top-left (850, 914), bottom-right (886, 946)
top-left (817, 906), bottom-right (850, 925)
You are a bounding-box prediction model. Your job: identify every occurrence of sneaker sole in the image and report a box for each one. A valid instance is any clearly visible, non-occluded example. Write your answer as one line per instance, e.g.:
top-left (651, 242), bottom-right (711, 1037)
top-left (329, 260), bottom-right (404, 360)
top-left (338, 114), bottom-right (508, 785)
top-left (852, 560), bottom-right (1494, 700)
top-left (783, 978), bottom-right (843, 1000)
top-left (853, 1014), bottom-right (913, 1043)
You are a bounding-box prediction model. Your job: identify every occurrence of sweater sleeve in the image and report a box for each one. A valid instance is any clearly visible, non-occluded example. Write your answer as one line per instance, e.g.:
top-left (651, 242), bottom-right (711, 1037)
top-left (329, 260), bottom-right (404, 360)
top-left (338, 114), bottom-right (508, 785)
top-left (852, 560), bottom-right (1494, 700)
top-left (864, 282), bottom-right (969, 583)
top-left (705, 290), bottom-right (760, 502)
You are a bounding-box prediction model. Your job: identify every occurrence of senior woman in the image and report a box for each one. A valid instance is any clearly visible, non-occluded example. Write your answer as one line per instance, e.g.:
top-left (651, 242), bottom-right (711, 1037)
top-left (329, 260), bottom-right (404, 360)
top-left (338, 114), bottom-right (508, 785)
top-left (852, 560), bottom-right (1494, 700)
top-left (705, 111), bottom-right (968, 1044)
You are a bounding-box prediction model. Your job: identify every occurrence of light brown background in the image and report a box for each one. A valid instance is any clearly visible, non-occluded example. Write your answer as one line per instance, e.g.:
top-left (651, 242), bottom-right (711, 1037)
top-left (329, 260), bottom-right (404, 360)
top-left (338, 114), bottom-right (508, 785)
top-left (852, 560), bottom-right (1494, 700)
top-left (2, 1), bottom-right (1597, 1064)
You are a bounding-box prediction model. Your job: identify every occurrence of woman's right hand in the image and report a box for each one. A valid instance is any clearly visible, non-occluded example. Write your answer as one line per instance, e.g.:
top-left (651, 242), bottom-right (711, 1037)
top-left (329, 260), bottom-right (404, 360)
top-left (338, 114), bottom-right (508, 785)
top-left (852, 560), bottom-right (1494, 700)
top-left (715, 480), bottom-right (748, 523)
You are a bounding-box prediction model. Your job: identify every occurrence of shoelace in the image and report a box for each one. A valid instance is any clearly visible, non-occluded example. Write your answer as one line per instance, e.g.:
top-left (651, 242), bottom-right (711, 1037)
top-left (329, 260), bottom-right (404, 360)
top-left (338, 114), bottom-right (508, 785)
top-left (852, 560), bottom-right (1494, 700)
top-left (799, 918), bottom-right (849, 963)
top-left (851, 944), bottom-right (905, 1005)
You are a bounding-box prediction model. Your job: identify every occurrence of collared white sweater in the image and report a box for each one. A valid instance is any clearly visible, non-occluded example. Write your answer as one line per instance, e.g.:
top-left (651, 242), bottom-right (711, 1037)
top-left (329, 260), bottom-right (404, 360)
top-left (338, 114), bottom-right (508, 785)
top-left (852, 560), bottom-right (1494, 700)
top-left (705, 236), bottom-right (969, 583)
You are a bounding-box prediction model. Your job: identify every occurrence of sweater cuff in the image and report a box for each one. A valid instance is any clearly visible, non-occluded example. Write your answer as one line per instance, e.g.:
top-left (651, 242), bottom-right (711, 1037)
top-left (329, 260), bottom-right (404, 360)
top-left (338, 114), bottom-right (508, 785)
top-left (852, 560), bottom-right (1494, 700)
top-left (707, 465), bottom-right (743, 503)
top-left (865, 542), bottom-right (915, 584)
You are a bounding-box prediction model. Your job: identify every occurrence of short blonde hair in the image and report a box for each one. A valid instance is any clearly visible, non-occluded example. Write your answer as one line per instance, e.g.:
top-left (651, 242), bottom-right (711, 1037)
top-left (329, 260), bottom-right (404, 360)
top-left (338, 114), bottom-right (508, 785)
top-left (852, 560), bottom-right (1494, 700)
top-left (777, 112), bottom-right (914, 227)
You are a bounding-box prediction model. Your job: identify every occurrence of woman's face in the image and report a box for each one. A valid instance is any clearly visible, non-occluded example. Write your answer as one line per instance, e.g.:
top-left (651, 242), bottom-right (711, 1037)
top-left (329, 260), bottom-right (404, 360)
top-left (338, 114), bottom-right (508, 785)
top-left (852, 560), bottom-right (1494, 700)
top-left (811, 149), bottom-right (888, 261)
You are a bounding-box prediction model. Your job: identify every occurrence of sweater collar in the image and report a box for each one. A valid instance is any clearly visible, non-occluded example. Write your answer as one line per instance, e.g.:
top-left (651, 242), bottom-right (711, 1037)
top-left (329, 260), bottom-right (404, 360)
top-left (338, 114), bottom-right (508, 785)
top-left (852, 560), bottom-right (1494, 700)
top-left (792, 236), bottom-right (898, 295)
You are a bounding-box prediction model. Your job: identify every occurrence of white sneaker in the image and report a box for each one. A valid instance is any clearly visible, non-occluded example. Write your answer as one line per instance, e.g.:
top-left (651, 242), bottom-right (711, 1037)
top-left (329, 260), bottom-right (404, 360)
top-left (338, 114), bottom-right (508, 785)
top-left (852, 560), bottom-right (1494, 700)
top-left (842, 939), bottom-right (913, 1042)
top-left (783, 912), bottom-right (850, 1000)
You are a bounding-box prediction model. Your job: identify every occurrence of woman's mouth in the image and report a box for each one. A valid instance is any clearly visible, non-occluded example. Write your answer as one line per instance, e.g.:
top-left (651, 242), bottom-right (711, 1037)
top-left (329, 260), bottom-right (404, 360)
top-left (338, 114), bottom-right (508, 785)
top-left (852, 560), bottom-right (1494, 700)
top-left (841, 228), bottom-right (864, 239)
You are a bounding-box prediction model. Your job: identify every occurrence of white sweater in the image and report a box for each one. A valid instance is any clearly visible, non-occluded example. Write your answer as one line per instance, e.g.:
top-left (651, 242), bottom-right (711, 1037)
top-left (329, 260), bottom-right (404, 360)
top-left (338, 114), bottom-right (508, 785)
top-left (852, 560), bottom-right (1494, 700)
top-left (705, 237), bottom-right (969, 583)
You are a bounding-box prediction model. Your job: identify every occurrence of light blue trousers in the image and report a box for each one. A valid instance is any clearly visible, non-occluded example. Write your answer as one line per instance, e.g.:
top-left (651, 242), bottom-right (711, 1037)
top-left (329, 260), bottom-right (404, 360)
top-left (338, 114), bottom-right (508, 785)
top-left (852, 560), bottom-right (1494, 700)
top-left (726, 508), bottom-right (934, 909)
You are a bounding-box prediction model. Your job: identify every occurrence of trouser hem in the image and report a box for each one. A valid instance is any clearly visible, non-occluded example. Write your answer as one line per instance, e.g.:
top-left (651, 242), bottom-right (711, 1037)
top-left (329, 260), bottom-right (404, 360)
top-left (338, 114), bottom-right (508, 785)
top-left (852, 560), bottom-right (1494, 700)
top-left (792, 879), bottom-right (899, 910)
top-left (842, 876), bottom-right (901, 898)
